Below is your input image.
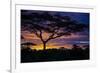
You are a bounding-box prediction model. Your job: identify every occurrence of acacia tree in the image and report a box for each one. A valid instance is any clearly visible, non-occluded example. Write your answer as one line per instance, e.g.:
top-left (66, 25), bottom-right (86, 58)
top-left (21, 10), bottom-right (88, 50)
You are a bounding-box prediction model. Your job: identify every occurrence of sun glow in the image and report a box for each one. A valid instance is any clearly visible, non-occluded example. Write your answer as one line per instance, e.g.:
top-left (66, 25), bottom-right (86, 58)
top-left (30, 43), bottom-right (72, 50)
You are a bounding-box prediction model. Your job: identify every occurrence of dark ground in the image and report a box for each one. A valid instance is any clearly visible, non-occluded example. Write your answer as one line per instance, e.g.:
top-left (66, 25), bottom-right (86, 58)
top-left (21, 47), bottom-right (89, 63)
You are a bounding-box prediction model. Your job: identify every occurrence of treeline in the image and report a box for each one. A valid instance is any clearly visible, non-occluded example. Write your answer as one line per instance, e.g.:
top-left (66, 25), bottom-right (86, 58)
top-left (21, 45), bottom-right (89, 63)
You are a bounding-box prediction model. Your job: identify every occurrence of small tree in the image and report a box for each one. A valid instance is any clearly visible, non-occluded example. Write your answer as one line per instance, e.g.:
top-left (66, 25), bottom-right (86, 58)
top-left (21, 11), bottom-right (88, 50)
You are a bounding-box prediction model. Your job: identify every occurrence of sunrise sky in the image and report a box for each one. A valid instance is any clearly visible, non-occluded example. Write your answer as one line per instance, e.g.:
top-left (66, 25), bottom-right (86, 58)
top-left (21, 10), bottom-right (89, 50)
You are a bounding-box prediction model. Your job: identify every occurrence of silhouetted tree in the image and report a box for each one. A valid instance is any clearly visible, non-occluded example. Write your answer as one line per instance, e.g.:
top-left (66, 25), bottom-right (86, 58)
top-left (21, 10), bottom-right (88, 50)
top-left (72, 44), bottom-right (82, 51)
top-left (59, 47), bottom-right (66, 50)
top-left (21, 42), bottom-right (36, 50)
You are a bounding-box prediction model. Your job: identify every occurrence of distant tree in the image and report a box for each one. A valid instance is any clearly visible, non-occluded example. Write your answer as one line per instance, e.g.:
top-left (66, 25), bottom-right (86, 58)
top-left (72, 44), bottom-right (82, 51)
top-left (21, 42), bottom-right (36, 50)
top-left (59, 47), bottom-right (66, 50)
top-left (21, 10), bottom-right (88, 50)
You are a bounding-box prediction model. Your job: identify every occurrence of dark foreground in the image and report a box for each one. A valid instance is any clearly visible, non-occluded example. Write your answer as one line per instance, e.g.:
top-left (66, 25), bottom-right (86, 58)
top-left (21, 48), bottom-right (89, 63)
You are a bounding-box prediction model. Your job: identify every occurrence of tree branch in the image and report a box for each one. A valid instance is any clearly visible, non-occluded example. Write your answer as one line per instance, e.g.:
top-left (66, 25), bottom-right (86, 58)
top-left (45, 28), bottom-right (58, 42)
top-left (33, 31), bottom-right (40, 38)
top-left (52, 35), bottom-right (62, 39)
top-left (39, 30), bottom-right (44, 42)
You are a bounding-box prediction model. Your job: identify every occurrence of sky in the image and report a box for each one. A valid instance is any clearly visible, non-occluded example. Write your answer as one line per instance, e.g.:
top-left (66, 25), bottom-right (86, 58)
top-left (21, 10), bottom-right (89, 50)
top-left (60, 12), bottom-right (89, 24)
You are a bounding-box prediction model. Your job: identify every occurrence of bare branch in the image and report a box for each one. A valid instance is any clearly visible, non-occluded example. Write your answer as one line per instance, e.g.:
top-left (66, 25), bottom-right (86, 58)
top-left (39, 30), bottom-right (44, 42)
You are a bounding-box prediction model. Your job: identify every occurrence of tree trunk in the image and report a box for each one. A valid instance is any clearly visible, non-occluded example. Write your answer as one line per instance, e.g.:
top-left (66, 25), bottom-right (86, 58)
top-left (43, 42), bottom-right (46, 50)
